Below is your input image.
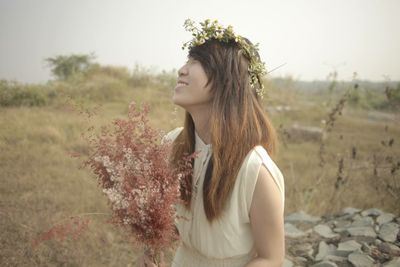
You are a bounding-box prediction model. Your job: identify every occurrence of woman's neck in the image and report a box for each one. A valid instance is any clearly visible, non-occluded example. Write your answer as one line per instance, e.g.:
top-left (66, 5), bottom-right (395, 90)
top-left (189, 106), bottom-right (212, 145)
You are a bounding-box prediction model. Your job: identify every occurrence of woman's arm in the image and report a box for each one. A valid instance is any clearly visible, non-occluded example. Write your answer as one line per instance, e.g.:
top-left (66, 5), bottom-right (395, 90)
top-left (245, 165), bottom-right (285, 267)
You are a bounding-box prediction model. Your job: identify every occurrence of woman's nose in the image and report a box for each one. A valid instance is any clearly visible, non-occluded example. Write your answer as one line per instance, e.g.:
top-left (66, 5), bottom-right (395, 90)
top-left (178, 64), bottom-right (188, 76)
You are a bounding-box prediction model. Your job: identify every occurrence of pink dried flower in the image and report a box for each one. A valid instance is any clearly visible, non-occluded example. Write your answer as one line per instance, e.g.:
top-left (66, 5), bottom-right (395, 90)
top-left (32, 216), bottom-right (90, 249)
top-left (83, 102), bottom-right (190, 254)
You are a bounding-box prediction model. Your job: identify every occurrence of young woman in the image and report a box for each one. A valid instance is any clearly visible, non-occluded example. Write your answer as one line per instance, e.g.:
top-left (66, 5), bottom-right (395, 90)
top-left (145, 19), bottom-right (285, 267)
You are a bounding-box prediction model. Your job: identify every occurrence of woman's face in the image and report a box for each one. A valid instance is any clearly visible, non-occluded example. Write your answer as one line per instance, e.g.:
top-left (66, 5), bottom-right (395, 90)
top-left (172, 57), bottom-right (212, 111)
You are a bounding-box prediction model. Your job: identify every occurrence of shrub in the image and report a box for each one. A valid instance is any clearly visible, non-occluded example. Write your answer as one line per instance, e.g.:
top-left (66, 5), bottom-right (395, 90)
top-left (129, 64), bottom-right (155, 88)
top-left (0, 80), bottom-right (52, 107)
top-left (85, 64), bottom-right (131, 83)
top-left (78, 75), bottom-right (129, 101)
top-left (384, 83), bottom-right (400, 109)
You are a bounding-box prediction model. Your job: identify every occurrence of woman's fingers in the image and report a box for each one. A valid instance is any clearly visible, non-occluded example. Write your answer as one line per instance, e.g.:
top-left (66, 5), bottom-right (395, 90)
top-left (137, 255), bottom-right (146, 267)
top-left (138, 251), bottom-right (166, 267)
top-left (143, 254), bottom-right (158, 267)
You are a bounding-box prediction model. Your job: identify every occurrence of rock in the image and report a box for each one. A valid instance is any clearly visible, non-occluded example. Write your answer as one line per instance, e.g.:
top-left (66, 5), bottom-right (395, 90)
top-left (375, 224), bottom-right (380, 233)
top-left (379, 223), bottom-right (400, 243)
top-left (268, 105), bottom-right (293, 113)
top-left (377, 242), bottom-right (400, 256)
top-left (284, 207), bottom-right (399, 267)
top-left (293, 256), bottom-right (308, 265)
top-left (361, 208), bottom-right (383, 217)
top-left (346, 227), bottom-right (377, 238)
top-left (361, 242), bottom-right (372, 254)
top-left (284, 124), bottom-right (326, 143)
top-left (291, 242), bottom-right (314, 259)
top-left (350, 216), bottom-right (374, 227)
top-left (374, 239), bottom-right (382, 245)
top-left (323, 254), bottom-right (347, 263)
top-left (386, 243), bottom-right (400, 256)
top-left (332, 227), bottom-right (348, 233)
top-left (348, 252), bottom-right (375, 267)
top-left (368, 244), bottom-right (391, 262)
top-left (283, 258), bottom-right (294, 267)
top-left (383, 257), bottom-right (400, 267)
top-left (310, 261), bottom-right (338, 267)
top-left (377, 213), bottom-right (395, 225)
top-left (336, 240), bottom-right (362, 257)
top-left (333, 219), bottom-right (352, 228)
top-left (377, 242), bottom-right (392, 254)
top-left (285, 223), bottom-right (307, 238)
top-left (315, 241), bottom-right (337, 261)
top-left (314, 224), bottom-right (340, 239)
top-left (341, 207), bottom-right (361, 216)
top-left (285, 211), bottom-right (321, 223)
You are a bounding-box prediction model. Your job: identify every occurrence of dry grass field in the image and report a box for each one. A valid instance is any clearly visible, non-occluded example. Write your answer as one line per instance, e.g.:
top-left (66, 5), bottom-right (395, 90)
top-left (0, 67), bottom-right (399, 266)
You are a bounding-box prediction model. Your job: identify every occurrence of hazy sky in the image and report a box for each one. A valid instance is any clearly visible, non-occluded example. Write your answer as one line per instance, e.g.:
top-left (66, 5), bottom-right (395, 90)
top-left (1, 0), bottom-right (399, 83)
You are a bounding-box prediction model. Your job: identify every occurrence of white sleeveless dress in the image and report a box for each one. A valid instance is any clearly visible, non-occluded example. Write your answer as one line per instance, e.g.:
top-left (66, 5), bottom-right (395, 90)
top-left (164, 127), bottom-right (285, 267)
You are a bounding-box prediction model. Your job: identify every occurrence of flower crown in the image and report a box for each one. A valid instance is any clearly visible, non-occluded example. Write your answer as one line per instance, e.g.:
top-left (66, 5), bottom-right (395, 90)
top-left (181, 19), bottom-right (267, 98)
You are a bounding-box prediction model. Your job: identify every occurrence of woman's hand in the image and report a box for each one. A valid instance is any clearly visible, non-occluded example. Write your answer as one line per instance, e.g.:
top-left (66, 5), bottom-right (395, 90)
top-left (137, 251), bottom-right (166, 267)
top-left (137, 253), bottom-right (157, 267)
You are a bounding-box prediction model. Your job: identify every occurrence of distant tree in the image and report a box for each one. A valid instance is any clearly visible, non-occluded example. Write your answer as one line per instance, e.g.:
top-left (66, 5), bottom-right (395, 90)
top-left (383, 82), bottom-right (400, 109)
top-left (45, 53), bottom-right (96, 80)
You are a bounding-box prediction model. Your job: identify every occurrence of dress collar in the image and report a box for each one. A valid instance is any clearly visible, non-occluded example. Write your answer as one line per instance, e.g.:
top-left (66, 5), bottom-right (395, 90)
top-left (194, 130), bottom-right (212, 150)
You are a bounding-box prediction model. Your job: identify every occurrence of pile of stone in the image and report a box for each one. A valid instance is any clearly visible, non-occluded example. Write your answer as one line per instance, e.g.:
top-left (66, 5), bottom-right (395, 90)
top-left (281, 123), bottom-right (326, 143)
top-left (283, 207), bottom-right (400, 267)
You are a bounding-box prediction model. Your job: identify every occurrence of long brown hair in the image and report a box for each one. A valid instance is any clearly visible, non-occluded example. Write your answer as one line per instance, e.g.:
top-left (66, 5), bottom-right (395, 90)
top-left (171, 39), bottom-right (278, 222)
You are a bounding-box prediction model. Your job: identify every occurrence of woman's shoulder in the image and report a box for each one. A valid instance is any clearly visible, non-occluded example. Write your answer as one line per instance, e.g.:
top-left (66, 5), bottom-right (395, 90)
top-left (162, 127), bottom-right (184, 144)
top-left (244, 146), bottom-right (270, 165)
top-left (236, 145), bottom-right (285, 220)
top-left (251, 145), bottom-right (285, 202)
top-left (241, 146), bottom-right (285, 191)
top-left (252, 146), bottom-right (272, 162)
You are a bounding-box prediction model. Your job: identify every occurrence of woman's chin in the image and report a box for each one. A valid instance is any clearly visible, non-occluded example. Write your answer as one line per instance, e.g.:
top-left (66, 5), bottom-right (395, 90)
top-left (172, 96), bottom-right (185, 108)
